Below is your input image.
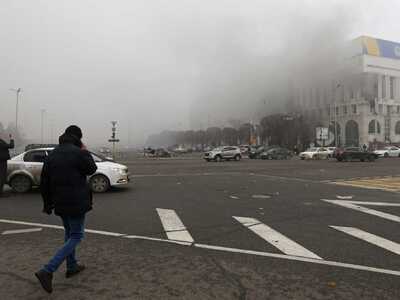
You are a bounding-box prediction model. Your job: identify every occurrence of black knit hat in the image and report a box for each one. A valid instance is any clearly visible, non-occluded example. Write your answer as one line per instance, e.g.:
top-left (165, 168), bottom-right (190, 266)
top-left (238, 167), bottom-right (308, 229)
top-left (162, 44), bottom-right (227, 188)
top-left (65, 125), bottom-right (83, 139)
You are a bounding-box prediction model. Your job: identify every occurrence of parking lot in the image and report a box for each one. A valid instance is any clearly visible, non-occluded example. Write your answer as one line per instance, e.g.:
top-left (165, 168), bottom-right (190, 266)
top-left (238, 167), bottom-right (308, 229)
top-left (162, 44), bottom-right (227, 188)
top-left (1, 157), bottom-right (400, 299)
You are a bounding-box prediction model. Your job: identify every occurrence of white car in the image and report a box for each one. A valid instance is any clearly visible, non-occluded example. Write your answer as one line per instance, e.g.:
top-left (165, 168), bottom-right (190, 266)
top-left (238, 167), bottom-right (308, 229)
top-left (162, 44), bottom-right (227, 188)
top-left (204, 146), bottom-right (242, 162)
top-left (299, 147), bottom-right (330, 160)
top-left (7, 148), bottom-right (130, 193)
top-left (374, 146), bottom-right (400, 158)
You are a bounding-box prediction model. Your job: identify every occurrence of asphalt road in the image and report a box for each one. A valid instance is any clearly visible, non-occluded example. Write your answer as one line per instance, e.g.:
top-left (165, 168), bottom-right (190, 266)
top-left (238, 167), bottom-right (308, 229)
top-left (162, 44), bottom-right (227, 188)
top-left (1, 157), bottom-right (400, 299)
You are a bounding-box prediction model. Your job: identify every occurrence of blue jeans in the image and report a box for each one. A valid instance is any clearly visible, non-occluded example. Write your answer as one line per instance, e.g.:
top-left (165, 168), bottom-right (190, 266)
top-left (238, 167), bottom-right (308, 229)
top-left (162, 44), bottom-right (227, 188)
top-left (43, 215), bottom-right (85, 273)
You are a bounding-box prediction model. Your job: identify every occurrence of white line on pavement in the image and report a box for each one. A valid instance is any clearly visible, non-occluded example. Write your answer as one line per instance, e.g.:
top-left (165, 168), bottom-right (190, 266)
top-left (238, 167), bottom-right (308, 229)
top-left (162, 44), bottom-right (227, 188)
top-left (194, 243), bottom-right (400, 277)
top-left (1, 218), bottom-right (400, 277)
top-left (233, 216), bottom-right (322, 260)
top-left (331, 226), bottom-right (400, 255)
top-left (2, 228), bottom-right (43, 235)
top-left (156, 208), bottom-right (194, 243)
top-left (322, 200), bottom-right (400, 223)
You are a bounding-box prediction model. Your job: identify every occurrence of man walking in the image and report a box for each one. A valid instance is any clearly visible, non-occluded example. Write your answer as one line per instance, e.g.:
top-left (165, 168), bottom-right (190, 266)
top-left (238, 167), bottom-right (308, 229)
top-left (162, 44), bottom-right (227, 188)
top-left (35, 125), bottom-right (97, 294)
top-left (0, 134), bottom-right (14, 197)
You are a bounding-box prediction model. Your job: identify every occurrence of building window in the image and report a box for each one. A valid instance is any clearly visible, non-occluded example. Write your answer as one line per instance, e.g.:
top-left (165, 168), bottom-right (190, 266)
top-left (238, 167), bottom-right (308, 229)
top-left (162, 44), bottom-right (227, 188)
top-left (352, 104), bottom-right (357, 114)
top-left (396, 121), bottom-right (400, 135)
top-left (327, 107), bottom-right (330, 116)
top-left (397, 106), bottom-right (400, 114)
top-left (388, 105), bottom-right (392, 115)
top-left (343, 105), bottom-right (347, 115)
top-left (336, 106), bottom-right (339, 116)
top-left (382, 76), bottom-right (386, 98)
top-left (369, 120), bottom-right (381, 134)
top-left (370, 102), bottom-right (376, 113)
top-left (379, 104), bottom-right (383, 114)
top-left (390, 76), bottom-right (395, 99)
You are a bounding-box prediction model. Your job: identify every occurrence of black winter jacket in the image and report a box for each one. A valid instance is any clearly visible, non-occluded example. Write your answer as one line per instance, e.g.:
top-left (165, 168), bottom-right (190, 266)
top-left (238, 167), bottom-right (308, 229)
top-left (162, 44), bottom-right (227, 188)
top-left (40, 134), bottom-right (97, 216)
top-left (0, 139), bottom-right (14, 161)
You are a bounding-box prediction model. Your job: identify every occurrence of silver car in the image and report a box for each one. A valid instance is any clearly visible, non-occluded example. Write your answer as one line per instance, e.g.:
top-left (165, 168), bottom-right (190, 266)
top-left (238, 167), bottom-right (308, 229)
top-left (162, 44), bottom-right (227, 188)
top-left (7, 147), bottom-right (130, 193)
top-left (204, 146), bottom-right (242, 162)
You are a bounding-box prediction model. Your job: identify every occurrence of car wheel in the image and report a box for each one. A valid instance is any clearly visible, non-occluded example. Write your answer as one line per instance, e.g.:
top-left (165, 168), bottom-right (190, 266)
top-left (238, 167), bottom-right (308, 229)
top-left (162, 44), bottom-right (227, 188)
top-left (384, 152), bottom-right (389, 158)
top-left (368, 155), bottom-right (376, 162)
top-left (234, 155), bottom-right (241, 161)
top-left (300, 157), bottom-right (305, 160)
top-left (215, 155), bottom-right (222, 162)
top-left (312, 155), bottom-right (317, 160)
top-left (90, 175), bottom-right (110, 193)
top-left (10, 175), bottom-right (32, 193)
top-left (337, 157), bottom-right (343, 162)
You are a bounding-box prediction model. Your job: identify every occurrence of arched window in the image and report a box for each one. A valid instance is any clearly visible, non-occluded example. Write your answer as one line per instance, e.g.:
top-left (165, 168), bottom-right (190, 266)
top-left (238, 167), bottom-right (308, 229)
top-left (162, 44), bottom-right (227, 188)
top-left (396, 121), bottom-right (400, 135)
top-left (368, 120), bottom-right (375, 134)
top-left (368, 120), bottom-right (381, 134)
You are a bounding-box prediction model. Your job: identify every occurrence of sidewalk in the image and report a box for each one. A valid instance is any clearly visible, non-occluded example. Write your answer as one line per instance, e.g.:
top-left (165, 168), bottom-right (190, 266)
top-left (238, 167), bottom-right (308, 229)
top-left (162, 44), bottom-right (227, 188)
top-left (1, 223), bottom-right (399, 299)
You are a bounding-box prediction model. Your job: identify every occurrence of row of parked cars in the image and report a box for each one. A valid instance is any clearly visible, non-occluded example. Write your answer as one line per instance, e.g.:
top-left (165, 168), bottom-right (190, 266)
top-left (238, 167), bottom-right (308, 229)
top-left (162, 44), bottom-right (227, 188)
top-left (299, 145), bottom-right (400, 162)
top-left (204, 145), bottom-right (292, 162)
top-left (203, 144), bottom-right (400, 162)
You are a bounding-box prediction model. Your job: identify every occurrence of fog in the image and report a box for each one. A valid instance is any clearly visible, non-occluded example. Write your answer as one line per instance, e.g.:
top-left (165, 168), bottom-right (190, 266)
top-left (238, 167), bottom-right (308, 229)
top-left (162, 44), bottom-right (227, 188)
top-left (1, 0), bottom-right (400, 148)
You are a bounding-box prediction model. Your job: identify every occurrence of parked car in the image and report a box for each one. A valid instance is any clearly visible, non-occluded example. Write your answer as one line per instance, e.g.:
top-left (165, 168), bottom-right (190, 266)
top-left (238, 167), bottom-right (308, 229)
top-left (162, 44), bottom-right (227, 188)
top-left (374, 146), bottom-right (400, 158)
top-left (335, 147), bottom-right (378, 162)
top-left (248, 145), bottom-right (265, 159)
top-left (299, 147), bottom-right (330, 160)
top-left (260, 147), bottom-right (292, 160)
top-left (326, 147), bottom-right (337, 158)
top-left (204, 146), bottom-right (242, 162)
top-left (7, 148), bottom-right (130, 193)
top-left (155, 148), bottom-right (172, 158)
top-left (239, 145), bottom-right (251, 155)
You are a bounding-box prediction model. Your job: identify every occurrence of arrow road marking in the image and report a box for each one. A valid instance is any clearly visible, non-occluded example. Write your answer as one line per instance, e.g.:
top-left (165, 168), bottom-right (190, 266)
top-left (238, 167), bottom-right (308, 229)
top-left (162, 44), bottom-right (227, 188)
top-left (233, 216), bottom-right (322, 259)
top-left (2, 228), bottom-right (43, 235)
top-left (331, 226), bottom-right (400, 255)
top-left (156, 208), bottom-right (194, 243)
top-left (323, 200), bottom-right (400, 223)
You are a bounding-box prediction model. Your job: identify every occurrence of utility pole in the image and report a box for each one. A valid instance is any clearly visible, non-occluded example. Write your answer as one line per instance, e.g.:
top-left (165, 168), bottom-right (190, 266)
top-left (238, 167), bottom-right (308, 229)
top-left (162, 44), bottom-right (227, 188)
top-left (9, 88), bottom-right (22, 134)
top-left (40, 109), bottom-right (46, 144)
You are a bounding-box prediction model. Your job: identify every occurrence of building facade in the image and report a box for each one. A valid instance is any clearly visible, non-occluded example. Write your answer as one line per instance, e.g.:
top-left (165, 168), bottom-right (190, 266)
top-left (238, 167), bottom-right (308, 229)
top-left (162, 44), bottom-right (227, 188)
top-left (292, 36), bottom-right (400, 148)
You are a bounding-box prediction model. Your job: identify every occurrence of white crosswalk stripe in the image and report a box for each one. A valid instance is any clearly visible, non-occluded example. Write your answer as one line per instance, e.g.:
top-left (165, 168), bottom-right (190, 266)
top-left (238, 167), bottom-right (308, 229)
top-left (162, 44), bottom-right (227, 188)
top-left (233, 216), bottom-right (322, 259)
top-left (156, 208), bottom-right (194, 243)
top-left (331, 226), bottom-right (400, 255)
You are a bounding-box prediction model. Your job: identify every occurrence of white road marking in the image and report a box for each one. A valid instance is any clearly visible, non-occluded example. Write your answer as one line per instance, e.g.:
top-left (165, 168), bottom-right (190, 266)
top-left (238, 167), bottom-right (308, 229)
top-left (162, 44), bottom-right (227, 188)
top-left (323, 200), bottom-right (400, 223)
top-left (124, 235), bottom-right (192, 246)
top-left (0, 218), bottom-right (400, 276)
top-left (331, 226), bottom-right (400, 255)
top-left (252, 195), bottom-right (271, 199)
top-left (2, 228), bottom-right (42, 235)
top-left (233, 216), bottom-right (322, 259)
top-left (0, 219), bottom-right (125, 236)
top-left (156, 208), bottom-right (194, 243)
top-left (194, 244), bottom-right (400, 277)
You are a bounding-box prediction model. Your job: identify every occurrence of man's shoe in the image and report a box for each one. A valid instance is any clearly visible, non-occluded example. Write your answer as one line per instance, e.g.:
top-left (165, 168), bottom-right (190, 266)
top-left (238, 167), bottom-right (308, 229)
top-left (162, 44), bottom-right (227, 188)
top-left (35, 270), bottom-right (53, 294)
top-left (66, 264), bottom-right (85, 278)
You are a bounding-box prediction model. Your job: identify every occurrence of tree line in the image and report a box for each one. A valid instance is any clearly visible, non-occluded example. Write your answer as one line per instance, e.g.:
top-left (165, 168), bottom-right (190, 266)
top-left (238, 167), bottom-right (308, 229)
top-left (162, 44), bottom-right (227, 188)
top-left (147, 113), bottom-right (317, 150)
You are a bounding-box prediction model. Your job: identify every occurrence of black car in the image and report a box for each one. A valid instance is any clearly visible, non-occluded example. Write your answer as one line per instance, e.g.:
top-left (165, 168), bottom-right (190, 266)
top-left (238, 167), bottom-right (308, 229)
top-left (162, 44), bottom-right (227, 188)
top-left (260, 147), bottom-right (292, 160)
top-left (335, 147), bottom-right (378, 162)
top-left (248, 146), bottom-right (265, 159)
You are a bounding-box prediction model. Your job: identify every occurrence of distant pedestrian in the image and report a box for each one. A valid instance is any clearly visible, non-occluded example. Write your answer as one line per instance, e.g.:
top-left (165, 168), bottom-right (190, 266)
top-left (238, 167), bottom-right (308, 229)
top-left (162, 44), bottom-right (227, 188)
top-left (35, 125), bottom-right (97, 294)
top-left (362, 144), bottom-right (368, 152)
top-left (0, 134), bottom-right (14, 197)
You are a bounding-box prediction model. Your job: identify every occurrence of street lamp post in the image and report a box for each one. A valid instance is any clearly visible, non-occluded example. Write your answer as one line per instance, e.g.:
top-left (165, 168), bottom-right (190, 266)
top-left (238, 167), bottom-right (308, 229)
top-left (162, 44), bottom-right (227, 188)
top-left (9, 88), bottom-right (22, 133)
top-left (41, 109), bottom-right (46, 144)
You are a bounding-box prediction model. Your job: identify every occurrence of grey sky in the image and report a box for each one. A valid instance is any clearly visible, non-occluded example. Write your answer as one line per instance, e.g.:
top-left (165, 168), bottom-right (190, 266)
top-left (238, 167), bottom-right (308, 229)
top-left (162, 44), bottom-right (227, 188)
top-left (1, 0), bottom-right (400, 147)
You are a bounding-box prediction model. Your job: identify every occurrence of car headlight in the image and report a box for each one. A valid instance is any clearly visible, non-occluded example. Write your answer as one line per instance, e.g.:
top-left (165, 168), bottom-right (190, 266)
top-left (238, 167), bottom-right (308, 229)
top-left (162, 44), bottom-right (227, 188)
top-left (111, 167), bottom-right (126, 175)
